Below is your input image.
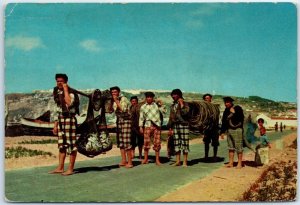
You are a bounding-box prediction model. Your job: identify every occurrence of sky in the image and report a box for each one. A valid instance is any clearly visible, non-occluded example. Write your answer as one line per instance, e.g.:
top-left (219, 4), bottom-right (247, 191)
top-left (3, 2), bottom-right (298, 102)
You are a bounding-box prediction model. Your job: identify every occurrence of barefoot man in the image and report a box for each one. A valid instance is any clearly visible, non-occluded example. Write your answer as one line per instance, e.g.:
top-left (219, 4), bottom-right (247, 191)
top-left (49, 73), bottom-right (80, 176)
top-left (220, 97), bottom-right (245, 169)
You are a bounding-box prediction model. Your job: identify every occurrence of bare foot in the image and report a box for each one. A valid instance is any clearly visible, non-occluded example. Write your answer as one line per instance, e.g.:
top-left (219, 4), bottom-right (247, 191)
top-left (125, 164), bottom-right (133, 168)
top-left (141, 160), bottom-right (149, 164)
top-left (225, 163), bottom-right (233, 168)
top-left (119, 161), bottom-right (127, 167)
top-left (61, 170), bottom-right (74, 176)
top-left (172, 162), bottom-right (181, 166)
top-left (156, 161), bottom-right (162, 166)
top-left (236, 164), bottom-right (243, 169)
top-left (182, 164), bottom-right (188, 167)
top-left (48, 169), bottom-right (64, 174)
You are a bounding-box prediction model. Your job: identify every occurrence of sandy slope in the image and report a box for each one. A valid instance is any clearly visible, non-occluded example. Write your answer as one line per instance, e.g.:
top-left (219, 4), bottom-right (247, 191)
top-left (156, 132), bottom-right (297, 202)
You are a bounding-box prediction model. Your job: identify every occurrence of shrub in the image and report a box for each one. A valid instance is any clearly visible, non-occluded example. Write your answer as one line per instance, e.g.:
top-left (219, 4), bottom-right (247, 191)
top-left (5, 146), bottom-right (53, 159)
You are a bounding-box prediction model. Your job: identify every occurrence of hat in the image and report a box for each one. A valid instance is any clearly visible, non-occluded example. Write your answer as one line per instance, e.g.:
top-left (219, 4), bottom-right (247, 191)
top-left (203, 93), bottom-right (212, 100)
top-left (171, 89), bottom-right (183, 98)
top-left (223, 96), bottom-right (234, 102)
top-left (55, 73), bottom-right (68, 82)
top-left (144, 92), bottom-right (155, 98)
top-left (110, 86), bottom-right (121, 92)
top-left (130, 96), bottom-right (138, 101)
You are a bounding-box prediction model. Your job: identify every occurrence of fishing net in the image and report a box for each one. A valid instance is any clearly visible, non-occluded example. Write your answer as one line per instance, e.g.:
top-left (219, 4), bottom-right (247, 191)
top-left (187, 101), bottom-right (220, 134)
top-left (76, 89), bottom-right (113, 158)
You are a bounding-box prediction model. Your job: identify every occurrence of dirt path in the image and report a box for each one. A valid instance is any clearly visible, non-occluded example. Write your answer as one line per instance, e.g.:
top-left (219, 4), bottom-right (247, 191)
top-left (156, 132), bottom-right (297, 202)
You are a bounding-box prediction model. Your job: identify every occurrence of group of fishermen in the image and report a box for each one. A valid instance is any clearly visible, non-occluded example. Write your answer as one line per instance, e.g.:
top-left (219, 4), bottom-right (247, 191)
top-left (49, 73), bottom-right (246, 176)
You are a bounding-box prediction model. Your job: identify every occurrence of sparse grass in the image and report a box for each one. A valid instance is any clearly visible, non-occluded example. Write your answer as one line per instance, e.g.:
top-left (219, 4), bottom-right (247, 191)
top-left (5, 146), bottom-right (53, 159)
top-left (18, 139), bottom-right (57, 144)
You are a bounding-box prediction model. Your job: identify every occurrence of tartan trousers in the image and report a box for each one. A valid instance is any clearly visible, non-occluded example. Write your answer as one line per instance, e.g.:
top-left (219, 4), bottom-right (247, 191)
top-left (57, 115), bottom-right (77, 154)
top-left (173, 123), bottom-right (190, 153)
top-left (144, 124), bottom-right (161, 152)
top-left (117, 118), bottom-right (132, 150)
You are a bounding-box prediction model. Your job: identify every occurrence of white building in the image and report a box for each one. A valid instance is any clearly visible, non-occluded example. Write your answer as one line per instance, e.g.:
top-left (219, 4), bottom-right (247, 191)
top-left (255, 113), bottom-right (297, 130)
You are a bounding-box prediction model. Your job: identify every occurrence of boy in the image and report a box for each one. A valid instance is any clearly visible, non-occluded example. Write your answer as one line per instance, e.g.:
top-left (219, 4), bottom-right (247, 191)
top-left (139, 92), bottom-right (162, 165)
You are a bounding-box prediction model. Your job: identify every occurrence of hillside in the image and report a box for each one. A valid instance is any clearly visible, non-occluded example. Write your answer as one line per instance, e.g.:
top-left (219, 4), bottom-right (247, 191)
top-left (5, 89), bottom-right (297, 124)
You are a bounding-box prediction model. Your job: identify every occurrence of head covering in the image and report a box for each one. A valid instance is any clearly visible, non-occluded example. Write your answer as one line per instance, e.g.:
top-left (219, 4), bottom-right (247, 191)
top-left (223, 96), bottom-right (234, 102)
top-left (130, 96), bottom-right (138, 101)
top-left (171, 89), bottom-right (183, 98)
top-left (203, 93), bottom-right (212, 100)
top-left (55, 73), bottom-right (68, 82)
top-left (110, 86), bottom-right (121, 93)
top-left (144, 92), bottom-right (155, 98)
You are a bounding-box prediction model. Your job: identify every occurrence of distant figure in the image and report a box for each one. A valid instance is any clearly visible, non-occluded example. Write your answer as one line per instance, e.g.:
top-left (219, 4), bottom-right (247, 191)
top-left (220, 97), bottom-right (245, 169)
top-left (280, 122), bottom-right (283, 132)
top-left (49, 73), bottom-right (80, 176)
top-left (275, 122), bottom-right (278, 132)
top-left (284, 124), bottom-right (286, 130)
top-left (202, 93), bottom-right (220, 161)
top-left (129, 96), bottom-right (143, 159)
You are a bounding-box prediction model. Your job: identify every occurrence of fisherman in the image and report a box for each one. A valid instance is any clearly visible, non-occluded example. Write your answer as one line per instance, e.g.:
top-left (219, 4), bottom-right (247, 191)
top-left (167, 89), bottom-right (190, 167)
top-left (49, 73), bottom-right (80, 176)
top-left (130, 96), bottom-right (144, 160)
top-left (139, 92), bottom-right (162, 165)
top-left (110, 86), bottom-right (133, 168)
top-left (202, 93), bottom-right (220, 161)
top-left (220, 97), bottom-right (245, 169)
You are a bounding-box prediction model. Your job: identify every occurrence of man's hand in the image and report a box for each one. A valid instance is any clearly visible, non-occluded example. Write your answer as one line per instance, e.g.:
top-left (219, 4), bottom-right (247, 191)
top-left (139, 127), bottom-right (144, 135)
top-left (168, 129), bottom-right (173, 136)
top-left (230, 107), bottom-right (235, 113)
top-left (53, 122), bottom-right (58, 135)
top-left (178, 98), bottom-right (184, 108)
top-left (220, 133), bottom-right (225, 140)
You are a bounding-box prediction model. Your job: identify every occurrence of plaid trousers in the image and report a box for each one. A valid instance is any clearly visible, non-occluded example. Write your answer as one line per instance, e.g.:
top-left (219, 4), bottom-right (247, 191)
top-left (173, 123), bottom-right (190, 153)
top-left (144, 124), bottom-right (161, 152)
top-left (57, 115), bottom-right (77, 154)
top-left (117, 118), bottom-right (132, 150)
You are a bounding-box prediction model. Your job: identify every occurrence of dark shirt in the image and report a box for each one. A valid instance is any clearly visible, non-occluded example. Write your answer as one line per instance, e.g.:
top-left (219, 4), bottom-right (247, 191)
top-left (220, 105), bottom-right (244, 133)
top-left (167, 101), bottom-right (190, 128)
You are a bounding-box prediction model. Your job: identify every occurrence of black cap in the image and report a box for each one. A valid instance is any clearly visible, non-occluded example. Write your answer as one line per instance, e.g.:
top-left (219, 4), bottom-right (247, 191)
top-left (130, 96), bottom-right (138, 101)
top-left (171, 89), bottom-right (183, 98)
top-left (203, 93), bottom-right (212, 100)
top-left (110, 86), bottom-right (121, 92)
top-left (223, 96), bottom-right (234, 102)
top-left (144, 92), bottom-right (155, 98)
top-left (55, 73), bottom-right (68, 82)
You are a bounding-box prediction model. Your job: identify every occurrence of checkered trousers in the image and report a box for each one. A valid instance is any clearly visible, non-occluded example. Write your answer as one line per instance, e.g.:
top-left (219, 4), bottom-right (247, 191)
top-left (57, 115), bottom-right (77, 154)
top-left (144, 125), bottom-right (161, 151)
top-left (117, 118), bottom-right (132, 150)
top-left (227, 128), bottom-right (243, 153)
top-left (173, 123), bottom-right (190, 153)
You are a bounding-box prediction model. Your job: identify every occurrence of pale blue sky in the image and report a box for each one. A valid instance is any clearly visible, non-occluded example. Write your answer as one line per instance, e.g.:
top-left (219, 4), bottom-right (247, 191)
top-left (4, 3), bottom-right (297, 102)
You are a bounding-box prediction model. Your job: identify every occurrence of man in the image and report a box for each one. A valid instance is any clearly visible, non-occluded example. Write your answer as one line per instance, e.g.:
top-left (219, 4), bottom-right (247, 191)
top-left (202, 93), bottom-right (219, 161)
top-left (49, 73), bottom-right (80, 176)
top-left (220, 97), bottom-right (245, 169)
top-left (167, 89), bottom-right (190, 167)
top-left (130, 96), bottom-right (143, 159)
top-left (110, 86), bottom-right (133, 168)
top-left (139, 92), bottom-right (162, 165)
